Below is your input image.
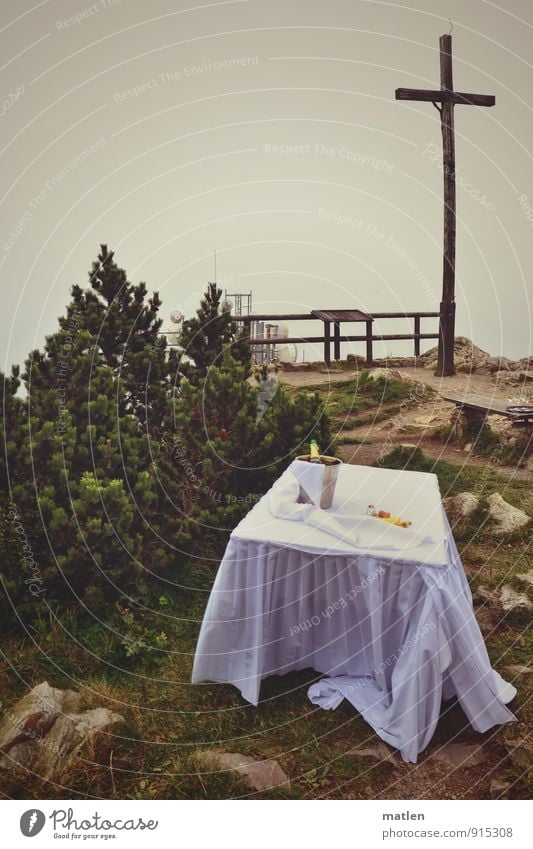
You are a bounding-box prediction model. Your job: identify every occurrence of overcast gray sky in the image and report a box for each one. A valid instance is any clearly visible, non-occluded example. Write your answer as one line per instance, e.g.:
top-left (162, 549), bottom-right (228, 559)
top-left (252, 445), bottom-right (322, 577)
top-left (1, 0), bottom-right (532, 370)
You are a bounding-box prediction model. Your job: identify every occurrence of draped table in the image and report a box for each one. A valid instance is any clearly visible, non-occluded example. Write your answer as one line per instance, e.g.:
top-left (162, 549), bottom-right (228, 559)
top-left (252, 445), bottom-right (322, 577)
top-left (192, 462), bottom-right (516, 762)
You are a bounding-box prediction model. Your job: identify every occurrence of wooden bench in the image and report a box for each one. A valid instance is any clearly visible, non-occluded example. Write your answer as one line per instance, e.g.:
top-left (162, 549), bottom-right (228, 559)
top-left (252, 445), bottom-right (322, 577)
top-left (441, 393), bottom-right (533, 427)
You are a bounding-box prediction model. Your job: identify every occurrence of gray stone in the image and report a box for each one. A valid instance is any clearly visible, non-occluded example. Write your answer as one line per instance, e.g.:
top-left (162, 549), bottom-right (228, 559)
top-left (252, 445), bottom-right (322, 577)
top-left (197, 751), bottom-right (289, 792)
top-left (487, 493), bottom-right (530, 535)
top-left (367, 367), bottom-right (393, 382)
top-left (490, 779), bottom-right (512, 798)
top-left (350, 742), bottom-right (401, 767)
top-left (475, 358), bottom-right (499, 375)
top-left (500, 586), bottom-right (533, 613)
top-left (0, 682), bottom-right (79, 758)
top-left (475, 585), bottom-right (497, 602)
top-left (456, 360), bottom-right (477, 374)
top-left (419, 338), bottom-right (528, 375)
top-left (476, 584), bottom-right (533, 615)
top-left (0, 741), bottom-right (34, 770)
top-left (430, 743), bottom-right (484, 769)
top-left (443, 492), bottom-right (480, 519)
top-left (0, 682), bottom-right (123, 780)
top-left (34, 707), bottom-right (124, 781)
top-left (497, 357), bottom-right (513, 372)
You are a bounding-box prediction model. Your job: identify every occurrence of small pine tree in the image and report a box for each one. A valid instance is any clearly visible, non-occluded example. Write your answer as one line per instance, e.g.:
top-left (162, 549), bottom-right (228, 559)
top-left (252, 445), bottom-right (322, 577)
top-left (1, 248), bottom-right (184, 622)
top-left (65, 244), bottom-right (172, 434)
top-left (179, 282), bottom-right (251, 380)
top-left (1, 260), bottom-right (332, 631)
top-left (0, 366), bottom-right (24, 497)
top-left (0, 367), bottom-right (29, 618)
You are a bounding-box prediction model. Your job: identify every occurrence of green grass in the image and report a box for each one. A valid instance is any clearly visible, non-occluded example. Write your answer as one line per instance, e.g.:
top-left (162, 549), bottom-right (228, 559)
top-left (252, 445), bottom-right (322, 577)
top-left (307, 371), bottom-right (420, 407)
top-left (300, 371), bottom-right (432, 429)
top-left (332, 404), bottom-right (404, 431)
top-left (335, 435), bottom-right (367, 446)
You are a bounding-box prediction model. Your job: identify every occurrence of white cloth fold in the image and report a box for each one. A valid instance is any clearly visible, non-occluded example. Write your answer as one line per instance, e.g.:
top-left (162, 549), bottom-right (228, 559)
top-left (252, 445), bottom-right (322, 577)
top-left (269, 469), bottom-right (438, 553)
top-left (290, 458), bottom-right (333, 506)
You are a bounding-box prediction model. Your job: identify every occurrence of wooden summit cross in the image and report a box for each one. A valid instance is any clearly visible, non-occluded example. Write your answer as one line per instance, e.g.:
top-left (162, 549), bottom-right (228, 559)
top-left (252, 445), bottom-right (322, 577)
top-left (396, 34), bottom-right (495, 376)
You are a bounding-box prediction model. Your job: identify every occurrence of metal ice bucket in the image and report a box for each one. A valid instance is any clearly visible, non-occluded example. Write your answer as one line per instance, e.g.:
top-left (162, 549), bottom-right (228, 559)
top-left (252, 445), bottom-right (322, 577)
top-left (294, 455), bottom-right (343, 509)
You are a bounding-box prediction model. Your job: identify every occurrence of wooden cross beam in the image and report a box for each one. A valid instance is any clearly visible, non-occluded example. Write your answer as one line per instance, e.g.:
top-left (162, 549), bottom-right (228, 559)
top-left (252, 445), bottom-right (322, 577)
top-left (396, 35), bottom-right (495, 376)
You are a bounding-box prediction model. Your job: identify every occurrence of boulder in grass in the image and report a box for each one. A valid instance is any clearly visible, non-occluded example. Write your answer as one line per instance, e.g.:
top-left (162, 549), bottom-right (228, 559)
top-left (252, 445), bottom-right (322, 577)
top-left (443, 492), bottom-right (480, 519)
top-left (476, 584), bottom-right (533, 614)
top-left (350, 741), bottom-right (401, 768)
top-left (367, 367), bottom-right (392, 382)
top-left (475, 585), bottom-right (497, 603)
top-left (0, 682), bottom-right (123, 780)
top-left (487, 493), bottom-right (530, 535)
top-left (490, 779), bottom-right (512, 799)
top-left (430, 743), bottom-right (484, 769)
top-left (197, 751), bottom-right (289, 792)
top-left (34, 707), bottom-right (124, 781)
top-left (499, 587), bottom-right (533, 614)
top-left (0, 681), bottom-right (80, 769)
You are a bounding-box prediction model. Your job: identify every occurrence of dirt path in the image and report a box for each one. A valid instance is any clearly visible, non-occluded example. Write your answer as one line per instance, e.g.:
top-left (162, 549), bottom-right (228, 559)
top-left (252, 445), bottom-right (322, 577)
top-left (279, 363), bottom-right (526, 403)
top-left (279, 365), bottom-right (532, 480)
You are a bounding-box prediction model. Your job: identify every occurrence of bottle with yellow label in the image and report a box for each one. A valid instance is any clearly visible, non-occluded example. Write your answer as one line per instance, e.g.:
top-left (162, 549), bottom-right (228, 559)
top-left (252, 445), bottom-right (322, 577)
top-left (309, 439), bottom-right (321, 463)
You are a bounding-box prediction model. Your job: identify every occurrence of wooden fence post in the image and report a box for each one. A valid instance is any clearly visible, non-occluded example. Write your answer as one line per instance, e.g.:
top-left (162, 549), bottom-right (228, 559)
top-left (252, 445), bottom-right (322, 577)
top-left (414, 315), bottom-right (421, 357)
top-left (334, 322), bottom-right (341, 361)
top-left (365, 321), bottom-right (374, 366)
top-left (324, 321), bottom-right (331, 366)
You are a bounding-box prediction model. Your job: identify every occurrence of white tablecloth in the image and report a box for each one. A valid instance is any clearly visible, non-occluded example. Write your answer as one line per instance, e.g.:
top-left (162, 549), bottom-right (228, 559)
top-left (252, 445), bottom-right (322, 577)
top-left (192, 462), bottom-right (517, 762)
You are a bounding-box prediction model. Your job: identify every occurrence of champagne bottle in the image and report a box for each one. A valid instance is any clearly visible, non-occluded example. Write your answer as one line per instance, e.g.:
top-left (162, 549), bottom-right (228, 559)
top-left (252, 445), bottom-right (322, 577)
top-left (309, 439), bottom-right (321, 463)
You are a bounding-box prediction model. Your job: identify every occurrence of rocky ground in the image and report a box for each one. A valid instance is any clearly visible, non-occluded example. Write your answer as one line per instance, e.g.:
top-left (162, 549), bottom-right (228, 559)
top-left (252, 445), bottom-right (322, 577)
top-left (277, 338), bottom-right (533, 478)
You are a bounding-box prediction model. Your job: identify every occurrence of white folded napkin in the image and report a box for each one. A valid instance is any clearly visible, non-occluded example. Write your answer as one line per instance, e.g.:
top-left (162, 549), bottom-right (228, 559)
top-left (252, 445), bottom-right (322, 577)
top-left (290, 459), bottom-right (329, 506)
top-left (269, 474), bottom-right (313, 520)
top-left (269, 471), bottom-right (437, 552)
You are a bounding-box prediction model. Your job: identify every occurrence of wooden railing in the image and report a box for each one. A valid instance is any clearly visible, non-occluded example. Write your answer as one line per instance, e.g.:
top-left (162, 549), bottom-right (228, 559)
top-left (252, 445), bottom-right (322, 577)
top-left (233, 312), bottom-right (440, 365)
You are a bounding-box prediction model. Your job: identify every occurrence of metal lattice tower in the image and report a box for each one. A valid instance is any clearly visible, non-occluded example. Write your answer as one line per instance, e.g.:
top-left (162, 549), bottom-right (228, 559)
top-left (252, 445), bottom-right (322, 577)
top-left (224, 290), bottom-right (252, 330)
